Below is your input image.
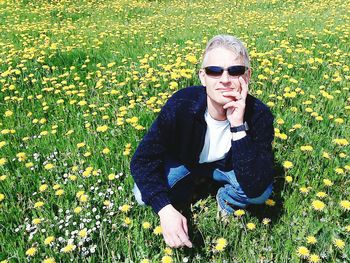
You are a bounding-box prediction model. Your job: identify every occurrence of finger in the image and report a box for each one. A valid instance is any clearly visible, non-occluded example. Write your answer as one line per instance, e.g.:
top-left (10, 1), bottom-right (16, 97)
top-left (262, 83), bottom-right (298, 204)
top-left (178, 232), bottom-right (193, 248)
top-left (223, 101), bottom-right (240, 109)
top-left (182, 217), bottom-right (188, 236)
top-left (170, 234), bottom-right (183, 248)
top-left (222, 91), bottom-right (241, 99)
top-left (239, 76), bottom-right (249, 100)
top-left (164, 235), bottom-right (175, 248)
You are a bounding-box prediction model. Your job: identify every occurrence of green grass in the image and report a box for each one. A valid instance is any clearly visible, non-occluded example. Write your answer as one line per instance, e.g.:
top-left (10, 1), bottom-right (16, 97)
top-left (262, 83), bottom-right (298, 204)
top-left (0, 0), bottom-right (349, 262)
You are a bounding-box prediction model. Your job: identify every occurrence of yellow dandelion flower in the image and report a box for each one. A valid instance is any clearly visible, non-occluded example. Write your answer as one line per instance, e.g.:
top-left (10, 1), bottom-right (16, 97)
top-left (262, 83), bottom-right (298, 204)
top-left (108, 173), bottom-right (115, 180)
top-left (247, 223), bottom-right (256, 230)
top-left (78, 228), bottom-right (87, 238)
top-left (142, 221), bottom-right (151, 229)
top-left (316, 192), bottom-right (327, 198)
top-left (153, 225), bottom-right (162, 235)
top-left (140, 259), bottom-right (150, 263)
top-left (276, 118), bottom-right (284, 125)
top-left (308, 254), bottom-right (321, 263)
top-left (339, 153), bottom-right (347, 158)
top-left (345, 225), bottom-right (350, 233)
top-left (300, 187), bottom-right (310, 194)
top-left (34, 201), bottom-right (44, 208)
top-left (334, 118), bottom-right (344, 124)
top-left (333, 238), bottom-right (345, 249)
top-left (25, 247), bottom-right (37, 256)
top-left (312, 200), bottom-right (325, 211)
top-left (262, 218), bottom-right (271, 225)
top-left (335, 168), bottom-right (344, 174)
top-left (44, 163), bottom-right (54, 170)
top-left (322, 151), bottom-right (330, 159)
top-left (124, 217), bottom-right (132, 225)
top-left (285, 176), bottom-right (293, 183)
top-left (76, 191), bottom-right (85, 198)
top-left (69, 175), bottom-right (77, 181)
top-left (161, 256), bottom-right (173, 263)
top-left (77, 142), bottom-right (86, 148)
top-left (79, 194), bottom-right (88, 202)
top-left (4, 110), bottom-right (13, 117)
top-left (214, 243), bottom-right (226, 252)
top-left (119, 204), bottom-right (131, 213)
top-left (323, 179), bottom-right (333, 186)
top-left (283, 161), bottom-right (293, 169)
top-left (333, 138), bottom-right (349, 146)
top-left (296, 246), bottom-right (310, 258)
top-left (265, 199), bottom-right (276, 206)
top-left (44, 236), bottom-right (55, 245)
top-left (340, 200), bottom-right (350, 210)
top-left (306, 236), bottom-right (317, 244)
top-left (42, 258), bottom-right (55, 263)
top-left (164, 247), bottom-right (173, 255)
top-left (74, 207), bottom-right (82, 214)
top-left (216, 238), bottom-right (228, 247)
top-left (234, 209), bottom-right (245, 217)
top-left (61, 243), bottom-right (76, 253)
top-left (32, 218), bottom-right (42, 225)
top-left (25, 162), bottom-right (34, 168)
top-left (0, 193), bottom-right (5, 202)
top-left (300, 145), bottom-right (313, 152)
top-left (0, 158), bottom-right (8, 166)
top-left (16, 152), bottom-right (27, 162)
top-left (0, 141), bottom-right (6, 148)
top-left (55, 189), bottom-right (64, 196)
top-left (102, 148), bottom-right (110, 154)
top-left (39, 184), bottom-right (48, 192)
top-left (96, 125), bottom-right (108, 132)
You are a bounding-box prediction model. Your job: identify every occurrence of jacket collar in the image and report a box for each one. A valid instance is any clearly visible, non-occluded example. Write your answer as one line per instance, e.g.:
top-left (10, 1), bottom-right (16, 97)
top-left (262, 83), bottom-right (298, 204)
top-left (193, 86), bottom-right (207, 120)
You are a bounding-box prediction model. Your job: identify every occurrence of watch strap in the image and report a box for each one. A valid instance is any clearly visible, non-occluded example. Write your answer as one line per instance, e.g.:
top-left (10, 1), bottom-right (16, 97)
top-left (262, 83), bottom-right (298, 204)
top-left (230, 121), bottom-right (249, 133)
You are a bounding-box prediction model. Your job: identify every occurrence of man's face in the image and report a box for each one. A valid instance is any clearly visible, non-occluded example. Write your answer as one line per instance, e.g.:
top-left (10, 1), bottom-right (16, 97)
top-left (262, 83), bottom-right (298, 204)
top-left (199, 47), bottom-right (251, 107)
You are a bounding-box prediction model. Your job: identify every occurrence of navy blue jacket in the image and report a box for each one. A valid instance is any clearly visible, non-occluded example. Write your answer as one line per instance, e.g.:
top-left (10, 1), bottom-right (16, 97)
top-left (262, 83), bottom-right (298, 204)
top-left (130, 86), bottom-right (275, 213)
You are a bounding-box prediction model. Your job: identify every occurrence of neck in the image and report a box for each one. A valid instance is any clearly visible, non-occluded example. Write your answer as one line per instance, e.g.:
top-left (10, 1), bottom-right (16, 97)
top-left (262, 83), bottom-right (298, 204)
top-left (207, 97), bottom-right (227, 121)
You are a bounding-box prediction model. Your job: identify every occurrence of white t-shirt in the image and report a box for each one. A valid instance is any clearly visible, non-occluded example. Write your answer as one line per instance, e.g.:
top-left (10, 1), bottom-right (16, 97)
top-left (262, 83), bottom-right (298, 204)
top-left (199, 109), bottom-right (231, 163)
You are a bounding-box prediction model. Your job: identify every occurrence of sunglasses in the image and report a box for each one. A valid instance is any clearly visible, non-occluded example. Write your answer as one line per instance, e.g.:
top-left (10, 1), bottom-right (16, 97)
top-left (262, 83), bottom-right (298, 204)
top-left (204, 65), bottom-right (248, 78)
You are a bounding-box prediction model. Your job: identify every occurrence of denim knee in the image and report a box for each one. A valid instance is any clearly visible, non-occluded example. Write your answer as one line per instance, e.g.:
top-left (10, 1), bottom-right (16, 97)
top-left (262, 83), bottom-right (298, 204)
top-left (246, 183), bottom-right (273, 205)
top-left (133, 184), bottom-right (145, 205)
top-left (133, 156), bottom-right (191, 206)
top-left (217, 182), bottom-right (273, 214)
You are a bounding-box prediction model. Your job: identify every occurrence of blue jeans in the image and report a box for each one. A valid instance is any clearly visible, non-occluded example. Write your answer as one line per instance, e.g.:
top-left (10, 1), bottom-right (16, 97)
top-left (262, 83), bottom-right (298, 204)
top-left (133, 157), bottom-right (273, 214)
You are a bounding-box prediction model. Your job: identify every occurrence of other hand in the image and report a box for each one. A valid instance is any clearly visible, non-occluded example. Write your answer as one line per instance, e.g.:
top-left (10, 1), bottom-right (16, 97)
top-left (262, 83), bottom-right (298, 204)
top-left (158, 204), bottom-right (193, 248)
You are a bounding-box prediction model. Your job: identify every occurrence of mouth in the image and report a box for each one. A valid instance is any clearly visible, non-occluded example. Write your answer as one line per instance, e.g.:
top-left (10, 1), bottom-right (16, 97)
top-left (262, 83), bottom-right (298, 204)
top-left (217, 88), bottom-right (233, 92)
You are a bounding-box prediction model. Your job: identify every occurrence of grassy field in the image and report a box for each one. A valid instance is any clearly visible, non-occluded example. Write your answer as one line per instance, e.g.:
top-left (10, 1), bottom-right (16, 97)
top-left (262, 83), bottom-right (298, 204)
top-left (0, 0), bottom-right (349, 262)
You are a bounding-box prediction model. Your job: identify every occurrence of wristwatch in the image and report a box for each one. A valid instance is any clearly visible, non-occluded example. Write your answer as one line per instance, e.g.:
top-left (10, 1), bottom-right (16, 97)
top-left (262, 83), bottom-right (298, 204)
top-left (230, 121), bottom-right (249, 133)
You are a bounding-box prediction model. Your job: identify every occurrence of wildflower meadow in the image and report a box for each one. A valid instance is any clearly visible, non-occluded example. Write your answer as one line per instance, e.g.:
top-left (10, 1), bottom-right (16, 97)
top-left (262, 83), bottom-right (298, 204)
top-left (0, 0), bottom-right (349, 262)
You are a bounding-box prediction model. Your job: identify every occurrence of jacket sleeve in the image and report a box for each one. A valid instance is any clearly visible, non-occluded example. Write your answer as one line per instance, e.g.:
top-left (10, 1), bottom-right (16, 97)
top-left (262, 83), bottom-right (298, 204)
top-left (230, 108), bottom-right (275, 198)
top-left (130, 101), bottom-right (175, 214)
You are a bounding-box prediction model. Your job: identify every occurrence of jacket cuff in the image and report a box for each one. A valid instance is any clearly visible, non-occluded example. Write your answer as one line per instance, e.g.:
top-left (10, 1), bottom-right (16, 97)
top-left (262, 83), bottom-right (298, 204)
top-left (149, 193), bottom-right (171, 214)
top-left (231, 135), bottom-right (256, 160)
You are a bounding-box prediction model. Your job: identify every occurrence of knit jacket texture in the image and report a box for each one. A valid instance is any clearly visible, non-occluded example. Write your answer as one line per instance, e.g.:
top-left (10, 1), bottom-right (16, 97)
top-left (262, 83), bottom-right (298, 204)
top-left (130, 85), bottom-right (275, 213)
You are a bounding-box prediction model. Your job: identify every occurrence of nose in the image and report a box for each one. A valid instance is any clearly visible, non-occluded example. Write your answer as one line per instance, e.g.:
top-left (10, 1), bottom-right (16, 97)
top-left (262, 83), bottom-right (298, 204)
top-left (220, 70), bottom-right (231, 83)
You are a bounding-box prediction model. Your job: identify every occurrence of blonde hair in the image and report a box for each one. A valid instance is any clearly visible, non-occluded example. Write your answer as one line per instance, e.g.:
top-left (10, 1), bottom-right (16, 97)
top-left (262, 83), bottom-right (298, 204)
top-left (202, 35), bottom-right (250, 68)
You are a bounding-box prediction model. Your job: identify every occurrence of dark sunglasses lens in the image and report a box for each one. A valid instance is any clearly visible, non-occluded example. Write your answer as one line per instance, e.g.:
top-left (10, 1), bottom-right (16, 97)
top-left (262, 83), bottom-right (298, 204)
top-left (205, 66), bottom-right (223, 77)
top-left (228, 66), bottom-right (247, 76)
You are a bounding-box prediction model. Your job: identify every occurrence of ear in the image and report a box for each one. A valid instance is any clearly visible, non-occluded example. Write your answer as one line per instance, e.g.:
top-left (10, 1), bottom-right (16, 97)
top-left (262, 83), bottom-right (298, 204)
top-left (245, 68), bottom-right (252, 83)
top-left (198, 69), bottom-right (206, 86)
